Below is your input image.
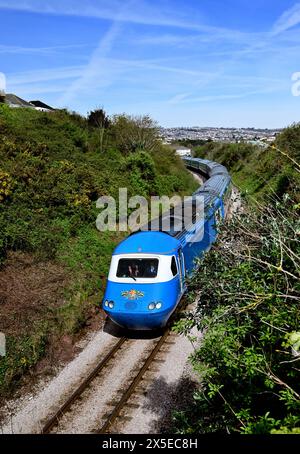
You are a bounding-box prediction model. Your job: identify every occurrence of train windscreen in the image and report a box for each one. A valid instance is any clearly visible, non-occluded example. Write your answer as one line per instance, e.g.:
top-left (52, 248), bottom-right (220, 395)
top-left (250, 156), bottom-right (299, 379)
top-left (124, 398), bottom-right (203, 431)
top-left (116, 258), bottom-right (159, 279)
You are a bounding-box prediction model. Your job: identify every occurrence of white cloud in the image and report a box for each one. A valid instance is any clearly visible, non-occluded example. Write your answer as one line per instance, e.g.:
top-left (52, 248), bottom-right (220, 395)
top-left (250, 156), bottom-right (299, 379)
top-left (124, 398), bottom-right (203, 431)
top-left (168, 93), bottom-right (191, 104)
top-left (5, 59), bottom-right (207, 90)
top-left (7, 66), bottom-right (84, 86)
top-left (6, 58), bottom-right (286, 96)
top-left (10, 85), bottom-right (69, 96)
top-left (136, 29), bottom-right (263, 47)
top-left (0, 0), bottom-right (252, 41)
top-left (0, 43), bottom-right (90, 55)
top-left (57, 0), bottom-right (225, 106)
top-left (272, 3), bottom-right (300, 35)
top-left (0, 0), bottom-right (204, 30)
top-left (57, 0), bottom-right (133, 106)
top-left (58, 24), bottom-right (123, 105)
top-left (0, 72), bottom-right (6, 92)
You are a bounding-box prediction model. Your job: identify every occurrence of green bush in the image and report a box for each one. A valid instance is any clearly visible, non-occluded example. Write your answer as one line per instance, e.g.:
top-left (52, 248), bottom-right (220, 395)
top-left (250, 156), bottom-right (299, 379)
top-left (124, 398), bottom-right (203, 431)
top-left (174, 202), bottom-right (300, 434)
top-left (193, 132), bottom-right (300, 203)
top-left (0, 104), bottom-right (197, 396)
top-left (0, 329), bottom-right (48, 395)
top-left (0, 105), bottom-right (195, 263)
top-left (172, 123), bottom-right (300, 434)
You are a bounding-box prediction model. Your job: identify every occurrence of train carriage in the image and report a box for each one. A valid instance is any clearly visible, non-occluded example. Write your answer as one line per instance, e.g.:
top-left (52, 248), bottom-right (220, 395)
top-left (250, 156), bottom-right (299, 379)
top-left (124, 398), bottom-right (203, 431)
top-left (102, 158), bottom-right (231, 330)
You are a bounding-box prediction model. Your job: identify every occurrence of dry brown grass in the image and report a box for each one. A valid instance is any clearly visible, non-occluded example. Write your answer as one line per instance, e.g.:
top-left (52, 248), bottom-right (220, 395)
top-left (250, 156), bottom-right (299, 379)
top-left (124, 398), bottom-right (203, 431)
top-left (0, 251), bottom-right (69, 336)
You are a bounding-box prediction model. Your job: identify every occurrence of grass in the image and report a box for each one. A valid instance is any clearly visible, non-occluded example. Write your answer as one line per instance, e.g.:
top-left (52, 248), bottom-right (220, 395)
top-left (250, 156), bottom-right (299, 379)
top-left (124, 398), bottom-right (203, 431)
top-left (193, 139), bottom-right (300, 202)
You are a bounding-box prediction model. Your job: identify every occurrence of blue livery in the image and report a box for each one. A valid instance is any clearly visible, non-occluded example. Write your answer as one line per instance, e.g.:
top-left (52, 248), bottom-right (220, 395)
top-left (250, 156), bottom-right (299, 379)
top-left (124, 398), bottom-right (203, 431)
top-left (102, 158), bottom-right (232, 330)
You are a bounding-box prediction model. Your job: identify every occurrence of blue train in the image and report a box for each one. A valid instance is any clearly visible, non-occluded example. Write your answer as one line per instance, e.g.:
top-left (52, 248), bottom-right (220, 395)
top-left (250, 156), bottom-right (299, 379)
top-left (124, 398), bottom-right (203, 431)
top-left (102, 158), bottom-right (231, 330)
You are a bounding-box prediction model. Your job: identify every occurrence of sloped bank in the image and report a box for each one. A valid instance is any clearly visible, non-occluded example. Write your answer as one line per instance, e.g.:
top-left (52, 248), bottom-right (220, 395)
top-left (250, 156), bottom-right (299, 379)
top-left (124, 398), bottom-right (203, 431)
top-left (0, 105), bottom-right (197, 401)
top-left (172, 124), bottom-right (300, 434)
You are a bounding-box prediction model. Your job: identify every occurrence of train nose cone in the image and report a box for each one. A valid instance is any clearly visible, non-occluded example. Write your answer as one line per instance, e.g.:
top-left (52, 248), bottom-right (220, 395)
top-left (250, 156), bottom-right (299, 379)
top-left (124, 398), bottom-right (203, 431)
top-left (124, 301), bottom-right (138, 310)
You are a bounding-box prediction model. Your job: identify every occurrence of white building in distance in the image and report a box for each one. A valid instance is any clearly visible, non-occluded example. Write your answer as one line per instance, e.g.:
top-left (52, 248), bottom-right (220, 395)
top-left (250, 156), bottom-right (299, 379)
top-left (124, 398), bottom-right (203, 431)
top-left (175, 147), bottom-right (192, 157)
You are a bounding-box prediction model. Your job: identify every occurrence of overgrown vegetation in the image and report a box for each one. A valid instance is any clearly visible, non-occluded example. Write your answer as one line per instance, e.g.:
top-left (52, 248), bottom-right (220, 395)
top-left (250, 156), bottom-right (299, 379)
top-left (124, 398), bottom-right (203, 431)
top-left (173, 125), bottom-right (300, 434)
top-left (193, 134), bottom-right (299, 203)
top-left (0, 105), bottom-right (197, 396)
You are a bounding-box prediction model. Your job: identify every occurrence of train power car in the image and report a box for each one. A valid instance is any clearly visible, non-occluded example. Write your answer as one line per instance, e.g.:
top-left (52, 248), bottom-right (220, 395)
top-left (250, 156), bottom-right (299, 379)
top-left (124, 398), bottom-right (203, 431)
top-left (102, 158), bottom-right (231, 330)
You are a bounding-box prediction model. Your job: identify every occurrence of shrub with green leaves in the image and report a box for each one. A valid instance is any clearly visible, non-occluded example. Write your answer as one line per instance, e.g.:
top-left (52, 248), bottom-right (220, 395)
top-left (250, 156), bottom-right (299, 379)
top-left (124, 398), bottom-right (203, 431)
top-left (193, 134), bottom-right (300, 203)
top-left (174, 199), bottom-right (300, 434)
top-left (0, 104), bottom-right (196, 396)
top-left (0, 105), bottom-right (196, 264)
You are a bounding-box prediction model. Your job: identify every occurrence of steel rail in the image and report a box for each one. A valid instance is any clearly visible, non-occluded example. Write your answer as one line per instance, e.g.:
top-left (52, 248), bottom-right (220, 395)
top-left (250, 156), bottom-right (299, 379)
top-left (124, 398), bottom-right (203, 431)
top-left (97, 328), bottom-right (171, 434)
top-left (42, 336), bottom-right (127, 434)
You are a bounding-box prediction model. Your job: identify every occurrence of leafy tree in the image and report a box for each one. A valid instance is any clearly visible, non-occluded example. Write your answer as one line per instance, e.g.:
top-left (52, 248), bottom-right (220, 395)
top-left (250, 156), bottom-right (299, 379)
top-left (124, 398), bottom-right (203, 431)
top-left (88, 107), bottom-right (110, 129)
top-left (87, 107), bottom-right (110, 152)
top-left (124, 151), bottom-right (158, 196)
top-left (111, 114), bottom-right (160, 154)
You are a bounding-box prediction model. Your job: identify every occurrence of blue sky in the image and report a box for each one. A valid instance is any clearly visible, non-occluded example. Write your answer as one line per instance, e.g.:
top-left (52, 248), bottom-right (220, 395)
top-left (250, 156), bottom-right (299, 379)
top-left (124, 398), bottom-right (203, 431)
top-left (0, 0), bottom-right (300, 127)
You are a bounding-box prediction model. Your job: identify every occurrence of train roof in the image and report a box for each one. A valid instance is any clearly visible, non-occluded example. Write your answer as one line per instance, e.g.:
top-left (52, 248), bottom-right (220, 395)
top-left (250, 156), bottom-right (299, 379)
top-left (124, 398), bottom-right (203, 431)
top-left (113, 231), bottom-right (180, 256)
top-left (146, 195), bottom-right (206, 240)
top-left (140, 158), bottom-right (231, 241)
top-left (112, 158), bottom-right (231, 255)
top-left (195, 174), bottom-right (231, 197)
top-left (183, 157), bottom-right (229, 178)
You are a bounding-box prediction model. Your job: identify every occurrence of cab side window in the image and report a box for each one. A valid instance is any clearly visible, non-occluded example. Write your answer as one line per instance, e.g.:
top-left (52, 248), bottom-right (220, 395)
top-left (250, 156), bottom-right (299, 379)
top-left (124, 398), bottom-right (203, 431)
top-left (171, 256), bottom-right (178, 276)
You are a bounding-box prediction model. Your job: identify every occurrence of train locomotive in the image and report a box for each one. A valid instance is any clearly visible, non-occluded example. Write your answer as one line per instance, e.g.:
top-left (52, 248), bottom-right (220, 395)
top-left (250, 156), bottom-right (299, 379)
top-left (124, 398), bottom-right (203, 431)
top-left (102, 158), bottom-right (231, 330)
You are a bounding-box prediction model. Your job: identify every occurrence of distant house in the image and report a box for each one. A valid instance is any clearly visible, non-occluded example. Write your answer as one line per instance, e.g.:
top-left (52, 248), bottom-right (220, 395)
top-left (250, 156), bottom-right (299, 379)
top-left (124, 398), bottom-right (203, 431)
top-left (2, 93), bottom-right (55, 111)
top-left (5, 93), bottom-right (34, 108)
top-left (30, 100), bottom-right (55, 112)
top-left (175, 147), bottom-right (191, 157)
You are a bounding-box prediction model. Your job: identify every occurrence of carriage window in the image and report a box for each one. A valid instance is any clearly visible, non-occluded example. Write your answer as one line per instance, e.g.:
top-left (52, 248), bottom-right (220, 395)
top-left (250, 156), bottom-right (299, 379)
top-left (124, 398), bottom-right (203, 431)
top-left (171, 256), bottom-right (178, 276)
top-left (117, 258), bottom-right (159, 278)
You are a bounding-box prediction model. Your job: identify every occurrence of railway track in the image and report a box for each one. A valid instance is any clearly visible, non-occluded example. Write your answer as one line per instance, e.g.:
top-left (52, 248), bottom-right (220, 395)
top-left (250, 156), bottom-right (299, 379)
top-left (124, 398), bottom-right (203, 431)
top-left (39, 180), bottom-right (234, 435)
top-left (41, 328), bottom-right (172, 434)
top-left (98, 328), bottom-right (170, 434)
top-left (41, 337), bottom-right (127, 434)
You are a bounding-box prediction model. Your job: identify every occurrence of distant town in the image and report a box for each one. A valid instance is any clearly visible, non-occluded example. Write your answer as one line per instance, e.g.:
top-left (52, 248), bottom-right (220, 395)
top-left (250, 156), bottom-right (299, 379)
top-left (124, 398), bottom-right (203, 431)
top-left (161, 126), bottom-right (281, 148)
top-left (0, 91), bottom-right (281, 152)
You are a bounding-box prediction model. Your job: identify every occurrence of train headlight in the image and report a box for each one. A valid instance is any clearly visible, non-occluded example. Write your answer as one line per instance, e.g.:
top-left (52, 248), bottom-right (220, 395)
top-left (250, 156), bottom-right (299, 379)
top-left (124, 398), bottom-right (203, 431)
top-left (156, 302), bottom-right (162, 309)
top-left (104, 300), bottom-right (109, 307)
top-left (148, 303), bottom-right (156, 310)
top-left (108, 301), bottom-right (114, 309)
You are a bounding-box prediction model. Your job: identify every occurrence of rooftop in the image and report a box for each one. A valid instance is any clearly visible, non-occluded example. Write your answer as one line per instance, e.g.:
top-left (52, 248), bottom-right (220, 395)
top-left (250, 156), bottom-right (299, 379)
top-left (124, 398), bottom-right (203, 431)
top-left (5, 93), bottom-right (33, 108)
top-left (113, 231), bottom-right (180, 255)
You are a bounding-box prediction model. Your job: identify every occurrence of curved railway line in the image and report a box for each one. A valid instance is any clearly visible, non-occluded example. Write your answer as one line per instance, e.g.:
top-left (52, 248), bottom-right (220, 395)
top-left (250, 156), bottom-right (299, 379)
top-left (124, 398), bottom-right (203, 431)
top-left (0, 161), bottom-right (239, 435)
top-left (40, 163), bottom-right (235, 435)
